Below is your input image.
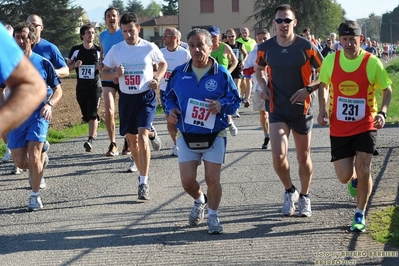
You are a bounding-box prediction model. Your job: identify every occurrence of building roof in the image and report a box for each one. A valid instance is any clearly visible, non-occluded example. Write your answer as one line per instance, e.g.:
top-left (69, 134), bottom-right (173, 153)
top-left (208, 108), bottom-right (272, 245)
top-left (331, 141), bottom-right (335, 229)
top-left (140, 15), bottom-right (178, 26)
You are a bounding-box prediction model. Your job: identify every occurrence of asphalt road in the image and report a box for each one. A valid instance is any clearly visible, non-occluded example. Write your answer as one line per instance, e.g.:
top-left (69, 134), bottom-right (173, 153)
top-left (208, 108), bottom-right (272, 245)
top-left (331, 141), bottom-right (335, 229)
top-left (1, 104), bottom-right (399, 265)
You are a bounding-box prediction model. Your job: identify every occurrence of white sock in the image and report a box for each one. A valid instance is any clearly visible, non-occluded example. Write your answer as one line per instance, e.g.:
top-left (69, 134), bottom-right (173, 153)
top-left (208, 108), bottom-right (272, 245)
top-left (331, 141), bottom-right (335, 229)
top-left (139, 176), bottom-right (148, 184)
top-left (31, 191), bottom-right (40, 197)
top-left (208, 208), bottom-right (218, 216)
top-left (264, 133), bottom-right (270, 138)
top-left (195, 193), bottom-right (205, 204)
top-left (355, 208), bottom-right (364, 215)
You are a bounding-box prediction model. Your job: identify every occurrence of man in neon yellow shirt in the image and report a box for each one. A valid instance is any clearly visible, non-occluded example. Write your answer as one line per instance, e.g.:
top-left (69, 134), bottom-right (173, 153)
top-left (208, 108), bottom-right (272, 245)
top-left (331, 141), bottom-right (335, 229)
top-left (318, 20), bottom-right (392, 232)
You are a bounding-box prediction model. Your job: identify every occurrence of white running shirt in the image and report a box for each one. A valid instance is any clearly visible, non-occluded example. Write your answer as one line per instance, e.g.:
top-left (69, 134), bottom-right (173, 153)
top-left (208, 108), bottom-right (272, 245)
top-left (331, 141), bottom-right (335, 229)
top-left (159, 46), bottom-right (191, 91)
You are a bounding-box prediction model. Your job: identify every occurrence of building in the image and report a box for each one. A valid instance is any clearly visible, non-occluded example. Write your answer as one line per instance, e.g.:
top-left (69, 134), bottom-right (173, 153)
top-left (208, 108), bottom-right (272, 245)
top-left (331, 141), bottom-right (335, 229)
top-left (178, 0), bottom-right (260, 40)
top-left (139, 15), bottom-right (179, 47)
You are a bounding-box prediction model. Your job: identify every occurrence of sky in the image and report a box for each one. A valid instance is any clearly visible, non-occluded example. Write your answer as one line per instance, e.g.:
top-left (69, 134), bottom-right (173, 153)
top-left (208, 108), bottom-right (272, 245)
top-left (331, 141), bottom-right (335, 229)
top-left (74, 0), bottom-right (398, 22)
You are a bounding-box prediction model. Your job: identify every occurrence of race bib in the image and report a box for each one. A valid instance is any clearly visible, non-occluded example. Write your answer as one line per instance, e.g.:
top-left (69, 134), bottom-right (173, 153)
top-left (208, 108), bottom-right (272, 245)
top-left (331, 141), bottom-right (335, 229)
top-left (121, 64), bottom-right (145, 91)
top-left (184, 98), bottom-right (216, 129)
top-left (336, 96), bottom-right (366, 122)
top-left (78, 65), bottom-right (95, 79)
top-left (163, 68), bottom-right (173, 82)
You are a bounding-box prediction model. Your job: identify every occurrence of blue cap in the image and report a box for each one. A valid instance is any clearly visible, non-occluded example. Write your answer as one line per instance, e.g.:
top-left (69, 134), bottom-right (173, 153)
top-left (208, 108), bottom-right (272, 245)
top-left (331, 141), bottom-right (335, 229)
top-left (208, 25), bottom-right (220, 36)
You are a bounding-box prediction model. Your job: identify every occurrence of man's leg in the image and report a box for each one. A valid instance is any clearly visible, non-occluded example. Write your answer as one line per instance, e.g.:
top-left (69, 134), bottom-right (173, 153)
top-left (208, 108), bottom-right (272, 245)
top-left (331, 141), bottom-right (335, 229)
top-left (354, 151), bottom-right (373, 211)
top-left (204, 161), bottom-right (222, 212)
top-left (102, 86), bottom-right (118, 156)
top-left (26, 141), bottom-right (44, 211)
top-left (137, 127), bottom-right (151, 177)
top-left (292, 130), bottom-right (313, 196)
top-left (269, 122), bottom-right (291, 188)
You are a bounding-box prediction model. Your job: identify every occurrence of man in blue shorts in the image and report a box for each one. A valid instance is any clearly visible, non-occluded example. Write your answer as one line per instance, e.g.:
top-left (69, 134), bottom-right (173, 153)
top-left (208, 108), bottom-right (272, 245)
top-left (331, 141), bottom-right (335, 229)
top-left (102, 12), bottom-right (167, 201)
top-left (10, 22), bottom-right (63, 211)
top-left (68, 24), bottom-right (102, 152)
top-left (163, 28), bottom-right (241, 234)
top-left (0, 23), bottom-right (47, 141)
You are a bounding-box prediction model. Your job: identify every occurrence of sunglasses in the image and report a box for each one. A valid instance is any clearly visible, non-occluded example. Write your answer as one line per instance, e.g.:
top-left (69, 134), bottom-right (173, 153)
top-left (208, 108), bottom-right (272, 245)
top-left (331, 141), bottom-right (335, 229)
top-left (227, 35), bottom-right (235, 38)
top-left (275, 18), bottom-right (293, 24)
top-left (32, 23), bottom-right (42, 27)
top-left (163, 34), bottom-right (174, 38)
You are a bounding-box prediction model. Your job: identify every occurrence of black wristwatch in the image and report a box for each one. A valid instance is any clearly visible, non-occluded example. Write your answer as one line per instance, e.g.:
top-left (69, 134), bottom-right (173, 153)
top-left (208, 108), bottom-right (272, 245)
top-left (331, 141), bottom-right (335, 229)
top-left (153, 77), bottom-right (159, 83)
top-left (46, 101), bottom-right (54, 107)
top-left (378, 111), bottom-right (387, 119)
top-left (306, 86), bottom-right (313, 94)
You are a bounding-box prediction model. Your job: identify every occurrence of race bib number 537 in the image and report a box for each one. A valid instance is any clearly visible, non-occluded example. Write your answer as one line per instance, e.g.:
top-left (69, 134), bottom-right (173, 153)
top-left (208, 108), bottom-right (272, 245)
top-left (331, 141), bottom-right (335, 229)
top-left (184, 98), bottom-right (216, 129)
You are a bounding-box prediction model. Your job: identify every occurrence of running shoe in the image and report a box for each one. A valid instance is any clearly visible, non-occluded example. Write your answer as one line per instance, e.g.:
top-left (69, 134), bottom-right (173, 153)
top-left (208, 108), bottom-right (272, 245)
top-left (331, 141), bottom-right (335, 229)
top-left (298, 195), bottom-right (312, 217)
top-left (127, 157), bottom-right (138, 172)
top-left (138, 183), bottom-right (150, 200)
top-left (122, 137), bottom-right (131, 155)
top-left (262, 137), bottom-right (270, 149)
top-left (1, 148), bottom-right (12, 162)
top-left (106, 142), bottom-right (119, 156)
top-left (189, 195), bottom-right (207, 226)
top-left (11, 165), bottom-right (22, 175)
top-left (149, 128), bottom-right (162, 151)
top-left (84, 141), bottom-right (92, 152)
top-left (282, 190), bottom-right (299, 216)
top-left (348, 178), bottom-right (358, 197)
top-left (229, 123), bottom-right (238, 136)
top-left (350, 212), bottom-right (366, 232)
top-left (207, 214), bottom-right (223, 234)
top-left (28, 173), bottom-right (47, 189)
top-left (42, 141), bottom-right (50, 153)
top-left (170, 144), bottom-right (178, 156)
top-left (27, 195), bottom-right (43, 211)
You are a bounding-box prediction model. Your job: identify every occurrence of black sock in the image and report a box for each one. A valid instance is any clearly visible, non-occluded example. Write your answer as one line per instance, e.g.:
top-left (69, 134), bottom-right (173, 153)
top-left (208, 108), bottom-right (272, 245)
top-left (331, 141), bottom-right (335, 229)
top-left (286, 185), bottom-right (296, 193)
top-left (300, 193), bottom-right (308, 198)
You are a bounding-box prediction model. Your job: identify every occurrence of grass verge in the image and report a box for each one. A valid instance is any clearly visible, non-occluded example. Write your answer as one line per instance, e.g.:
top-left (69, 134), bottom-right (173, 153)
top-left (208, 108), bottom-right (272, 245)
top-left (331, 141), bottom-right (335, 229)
top-left (368, 206), bottom-right (399, 247)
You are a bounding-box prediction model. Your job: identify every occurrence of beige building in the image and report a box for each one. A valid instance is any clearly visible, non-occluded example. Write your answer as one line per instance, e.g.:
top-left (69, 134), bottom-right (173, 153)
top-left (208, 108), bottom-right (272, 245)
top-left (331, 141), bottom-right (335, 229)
top-left (178, 0), bottom-right (262, 40)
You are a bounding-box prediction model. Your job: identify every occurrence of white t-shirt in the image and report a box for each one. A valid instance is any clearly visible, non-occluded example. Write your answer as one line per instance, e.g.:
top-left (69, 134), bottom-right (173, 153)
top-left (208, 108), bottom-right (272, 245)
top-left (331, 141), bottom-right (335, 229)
top-left (159, 46), bottom-right (191, 91)
top-left (103, 39), bottom-right (165, 94)
top-left (333, 41), bottom-right (343, 51)
top-left (244, 46), bottom-right (267, 92)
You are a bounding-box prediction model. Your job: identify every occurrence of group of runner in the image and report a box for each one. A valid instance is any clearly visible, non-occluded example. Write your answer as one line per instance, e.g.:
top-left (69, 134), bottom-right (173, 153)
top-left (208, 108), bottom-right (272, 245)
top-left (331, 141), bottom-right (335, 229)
top-left (0, 3), bottom-right (394, 234)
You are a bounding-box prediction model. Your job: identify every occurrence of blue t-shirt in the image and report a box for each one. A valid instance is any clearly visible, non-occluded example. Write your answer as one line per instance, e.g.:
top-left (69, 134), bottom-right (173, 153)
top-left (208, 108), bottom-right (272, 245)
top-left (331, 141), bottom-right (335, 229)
top-left (33, 38), bottom-right (67, 69)
top-left (100, 28), bottom-right (124, 56)
top-left (0, 24), bottom-right (23, 84)
top-left (30, 52), bottom-right (61, 104)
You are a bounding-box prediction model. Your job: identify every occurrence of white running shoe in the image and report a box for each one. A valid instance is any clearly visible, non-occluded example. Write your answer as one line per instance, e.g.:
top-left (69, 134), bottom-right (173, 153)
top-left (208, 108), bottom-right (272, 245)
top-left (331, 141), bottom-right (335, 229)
top-left (229, 123), bottom-right (238, 136)
top-left (282, 190), bottom-right (299, 216)
top-left (2, 148), bottom-right (12, 162)
top-left (127, 157), bottom-right (138, 172)
top-left (170, 144), bottom-right (178, 156)
top-left (149, 128), bottom-right (162, 151)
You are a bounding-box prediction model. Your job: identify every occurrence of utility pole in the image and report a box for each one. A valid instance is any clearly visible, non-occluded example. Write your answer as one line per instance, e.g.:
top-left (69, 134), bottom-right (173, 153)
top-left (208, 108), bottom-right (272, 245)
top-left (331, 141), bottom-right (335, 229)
top-left (390, 19), bottom-right (392, 44)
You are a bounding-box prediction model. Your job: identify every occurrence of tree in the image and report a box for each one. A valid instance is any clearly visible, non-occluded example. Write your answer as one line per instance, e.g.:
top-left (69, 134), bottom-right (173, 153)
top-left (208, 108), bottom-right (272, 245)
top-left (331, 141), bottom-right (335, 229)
top-left (144, 0), bottom-right (162, 17)
top-left (380, 5), bottom-right (399, 43)
top-left (0, 0), bottom-right (81, 54)
top-left (161, 0), bottom-right (178, 15)
top-left (126, 0), bottom-right (145, 16)
top-left (249, 0), bottom-right (344, 40)
top-left (109, 0), bottom-right (125, 15)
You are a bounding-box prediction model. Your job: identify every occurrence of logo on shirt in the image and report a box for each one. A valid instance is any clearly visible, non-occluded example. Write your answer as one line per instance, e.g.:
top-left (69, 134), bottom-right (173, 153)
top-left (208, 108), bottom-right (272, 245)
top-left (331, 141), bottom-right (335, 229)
top-left (182, 76), bottom-right (192, 80)
top-left (281, 49), bottom-right (288, 53)
top-left (339, 81), bottom-right (359, 96)
top-left (205, 79), bottom-right (217, 91)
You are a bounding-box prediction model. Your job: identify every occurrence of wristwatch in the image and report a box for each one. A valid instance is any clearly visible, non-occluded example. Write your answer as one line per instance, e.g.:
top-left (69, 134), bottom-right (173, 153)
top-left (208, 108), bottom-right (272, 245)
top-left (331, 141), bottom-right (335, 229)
top-left (378, 111), bottom-right (387, 119)
top-left (46, 101), bottom-right (54, 107)
top-left (306, 86), bottom-right (313, 94)
top-left (153, 77), bottom-right (159, 83)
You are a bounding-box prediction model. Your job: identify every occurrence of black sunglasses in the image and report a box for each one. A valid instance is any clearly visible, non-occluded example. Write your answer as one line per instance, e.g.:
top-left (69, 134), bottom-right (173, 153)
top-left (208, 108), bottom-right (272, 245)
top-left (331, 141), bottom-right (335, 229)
top-left (275, 18), bottom-right (293, 24)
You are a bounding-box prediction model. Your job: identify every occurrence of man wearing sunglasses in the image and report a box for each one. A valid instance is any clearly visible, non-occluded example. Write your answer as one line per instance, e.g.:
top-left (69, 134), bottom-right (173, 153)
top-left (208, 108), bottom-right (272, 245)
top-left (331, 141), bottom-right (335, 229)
top-left (256, 4), bottom-right (323, 218)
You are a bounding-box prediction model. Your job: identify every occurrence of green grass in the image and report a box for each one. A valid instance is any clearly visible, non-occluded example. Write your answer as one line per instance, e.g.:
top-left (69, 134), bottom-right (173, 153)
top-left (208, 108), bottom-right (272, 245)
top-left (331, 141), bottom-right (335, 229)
top-left (368, 206), bottom-right (399, 247)
top-left (378, 58), bottom-right (399, 124)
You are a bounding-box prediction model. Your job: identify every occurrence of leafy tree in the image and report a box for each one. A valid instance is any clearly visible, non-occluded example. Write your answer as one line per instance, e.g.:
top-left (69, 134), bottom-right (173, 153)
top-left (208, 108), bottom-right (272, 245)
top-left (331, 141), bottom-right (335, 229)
top-left (0, 0), bottom-right (81, 54)
top-left (144, 0), bottom-right (162, 17)
top-left (161, 0), bottom-right (178, 15)
top-left (109, 0), bottom-right (125, 15)
top-left (126, 0), bottom-right (145, 16)
top-left (380, 5), bottom-right (399, 43)
top-left (249, 0), bottom-right (344, 40)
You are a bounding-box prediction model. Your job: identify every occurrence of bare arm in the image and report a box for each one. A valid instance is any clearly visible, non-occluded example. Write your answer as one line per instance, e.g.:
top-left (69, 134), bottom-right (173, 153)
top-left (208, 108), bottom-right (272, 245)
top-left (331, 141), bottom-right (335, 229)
top-left (42, 84), bottom-right (63, 121)
top-left (225, 45), bottom-right (238, 73)
top-left (374, 86), bottom-right (392, 129)
top-left (55, 66), bottom-right (69, 78)
top-left (0, 56), bottom-right (47, 135)
top-left (317, 82), bottom-right (329, 126)
top-left (255, 65), bottom-right (270, 99)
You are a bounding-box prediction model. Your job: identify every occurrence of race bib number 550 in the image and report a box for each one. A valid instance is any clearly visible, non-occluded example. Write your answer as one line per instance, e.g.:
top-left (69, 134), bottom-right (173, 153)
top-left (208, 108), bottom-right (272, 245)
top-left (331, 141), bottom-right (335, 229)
top-left (184, 98), bottom-right (216, 129)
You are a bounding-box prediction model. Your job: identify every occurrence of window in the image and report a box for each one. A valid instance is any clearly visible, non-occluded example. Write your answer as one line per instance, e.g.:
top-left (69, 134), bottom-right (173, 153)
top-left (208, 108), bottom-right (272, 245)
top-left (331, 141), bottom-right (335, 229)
top-left (232, 0), bottom-right (239, 12)
top-left (200, 0), bottom-right (214, 13)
